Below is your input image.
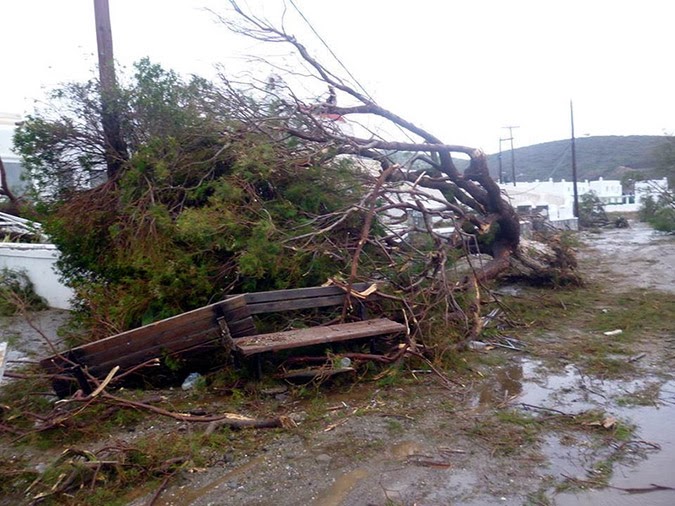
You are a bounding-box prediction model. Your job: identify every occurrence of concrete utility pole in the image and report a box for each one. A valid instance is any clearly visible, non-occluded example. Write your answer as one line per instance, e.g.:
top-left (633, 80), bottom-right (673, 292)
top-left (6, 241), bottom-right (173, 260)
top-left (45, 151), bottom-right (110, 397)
top-left (570, 100), bottom-right (579, 218)
top-left (502, 126), bottom-right (519, 186)
top-left (93, 0), bottom-right (127, 180)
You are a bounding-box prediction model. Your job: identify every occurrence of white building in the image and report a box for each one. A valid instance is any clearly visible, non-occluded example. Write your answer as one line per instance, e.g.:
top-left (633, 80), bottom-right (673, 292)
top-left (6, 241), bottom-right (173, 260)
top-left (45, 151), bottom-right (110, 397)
top-left (0, 112), bottom-right (24, 195)
top-left (498, 177), bottom-right (670, 228)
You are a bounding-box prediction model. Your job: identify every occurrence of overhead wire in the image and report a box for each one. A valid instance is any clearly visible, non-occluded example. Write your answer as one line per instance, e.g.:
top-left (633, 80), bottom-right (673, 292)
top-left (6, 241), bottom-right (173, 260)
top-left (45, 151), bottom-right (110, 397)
top-left (286, 0), bottom-right (419, 147)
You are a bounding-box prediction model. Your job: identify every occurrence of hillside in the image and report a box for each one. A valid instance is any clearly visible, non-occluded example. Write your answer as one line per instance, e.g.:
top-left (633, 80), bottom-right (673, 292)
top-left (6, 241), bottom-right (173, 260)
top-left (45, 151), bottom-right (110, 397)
top-left (485, 135), bottom-right (670, 182)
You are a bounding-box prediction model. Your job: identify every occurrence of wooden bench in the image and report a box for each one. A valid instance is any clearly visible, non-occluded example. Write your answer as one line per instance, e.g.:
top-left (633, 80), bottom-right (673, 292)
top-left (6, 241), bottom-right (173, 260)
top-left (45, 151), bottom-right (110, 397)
top-left (40, 283), bottom-right (405, 396)
top-left (228, 283), bottom-right (406, 359)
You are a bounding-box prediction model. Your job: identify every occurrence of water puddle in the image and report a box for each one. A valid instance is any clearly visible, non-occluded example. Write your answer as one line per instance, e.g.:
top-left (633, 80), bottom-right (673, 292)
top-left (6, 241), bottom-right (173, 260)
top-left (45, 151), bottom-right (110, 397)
top-left (389, 440), bottom-right (424, 459)
top-left (153, 456), bottom-right (265, 506)
top-left (476, 356), bottom-right (675, 505)
top-left (310, 467), bottom-right (370, 506)
top-left (582, 222), bottom-right (675, 294)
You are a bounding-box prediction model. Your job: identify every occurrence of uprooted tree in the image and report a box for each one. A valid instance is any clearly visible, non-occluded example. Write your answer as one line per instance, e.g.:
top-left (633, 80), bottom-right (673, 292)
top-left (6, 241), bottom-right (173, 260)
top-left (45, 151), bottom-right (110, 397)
top-left (211, 3), bottom-right (579, 339)
top-left (11, 7), bottom-right (577, 349)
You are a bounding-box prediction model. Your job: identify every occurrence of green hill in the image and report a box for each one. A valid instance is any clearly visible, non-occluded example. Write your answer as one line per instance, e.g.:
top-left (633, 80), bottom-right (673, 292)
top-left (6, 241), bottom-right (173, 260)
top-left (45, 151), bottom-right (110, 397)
top-left (485, 135), bottom-right (670, 182)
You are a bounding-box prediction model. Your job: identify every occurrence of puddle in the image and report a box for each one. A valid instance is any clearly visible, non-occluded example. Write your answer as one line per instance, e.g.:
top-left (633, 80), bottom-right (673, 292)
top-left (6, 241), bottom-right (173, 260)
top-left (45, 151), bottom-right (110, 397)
top-left (389, 440), bottom-right (424, 459)
top-left (477, 356), bottom-right (675, 505)
top-left (555, 386), bottom-right (675, 506)
top-left (153, 456), bottom-right (265, 506)
top-left (311, 467), bottom-right (370, 506)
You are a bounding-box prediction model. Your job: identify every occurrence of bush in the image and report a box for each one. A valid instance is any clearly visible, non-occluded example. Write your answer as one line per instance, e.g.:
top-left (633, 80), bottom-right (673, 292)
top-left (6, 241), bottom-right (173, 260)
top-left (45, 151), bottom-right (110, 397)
top-left (0, 268), bottom-right (48, 315)
top-left (639, 194), bottom-right (675, 233)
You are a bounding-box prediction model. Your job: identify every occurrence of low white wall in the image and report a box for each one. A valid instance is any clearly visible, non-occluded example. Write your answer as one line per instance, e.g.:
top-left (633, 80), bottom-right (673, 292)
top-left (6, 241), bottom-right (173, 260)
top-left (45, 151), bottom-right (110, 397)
top-left (550, 218), bottom-right (579, 231)
top-left (604, 203), bottom-right (640, 213)
top-left (0, 243), bottom-right (74, 309)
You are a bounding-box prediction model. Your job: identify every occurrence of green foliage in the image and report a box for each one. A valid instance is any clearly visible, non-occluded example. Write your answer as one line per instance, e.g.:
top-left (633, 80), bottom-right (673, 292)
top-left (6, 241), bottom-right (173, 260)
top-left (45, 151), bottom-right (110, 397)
top-left (639, 193), bottom-right (675, 232)
top-left (14, 60), bottom-right (367, 336)
top-left (578, 191), bottom-right (608, 228)
top-left (0, 268), bottom-right (48, 315)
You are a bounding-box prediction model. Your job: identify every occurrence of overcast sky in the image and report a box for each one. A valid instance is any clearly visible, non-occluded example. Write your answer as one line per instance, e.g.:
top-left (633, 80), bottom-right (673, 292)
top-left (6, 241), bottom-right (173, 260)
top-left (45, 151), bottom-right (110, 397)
top-left (2, 1), bottom-right (674, 154)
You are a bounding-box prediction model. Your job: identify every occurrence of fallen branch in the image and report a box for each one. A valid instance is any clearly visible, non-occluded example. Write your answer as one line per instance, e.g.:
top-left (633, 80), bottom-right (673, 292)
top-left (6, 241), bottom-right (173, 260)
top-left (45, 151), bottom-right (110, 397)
top-left (98, 391), bottom-right (290, 429)
top-left (562, 473), bottom-right (675, 494)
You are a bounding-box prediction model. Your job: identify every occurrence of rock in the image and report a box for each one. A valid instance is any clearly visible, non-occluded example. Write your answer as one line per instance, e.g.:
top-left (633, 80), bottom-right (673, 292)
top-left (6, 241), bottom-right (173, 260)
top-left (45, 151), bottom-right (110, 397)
top-left (315, 454), bottom-right (332, 464)
top-left (288, 411), bottom-right (308, 423)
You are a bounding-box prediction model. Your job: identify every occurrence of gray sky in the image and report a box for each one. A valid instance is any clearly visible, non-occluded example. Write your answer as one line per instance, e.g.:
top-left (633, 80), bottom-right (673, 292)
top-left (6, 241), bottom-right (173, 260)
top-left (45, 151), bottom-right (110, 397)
top-left (2, 0), bottom-right (674, 153)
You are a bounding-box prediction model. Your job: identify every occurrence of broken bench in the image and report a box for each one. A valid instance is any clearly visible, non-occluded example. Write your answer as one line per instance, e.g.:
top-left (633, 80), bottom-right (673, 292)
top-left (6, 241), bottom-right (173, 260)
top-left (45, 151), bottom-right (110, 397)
top-left (40, 283), bottom-right (406, 396)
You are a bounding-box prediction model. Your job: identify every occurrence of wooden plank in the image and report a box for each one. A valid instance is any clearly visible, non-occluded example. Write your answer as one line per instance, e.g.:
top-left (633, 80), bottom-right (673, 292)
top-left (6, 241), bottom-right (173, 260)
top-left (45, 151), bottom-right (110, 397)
top-left (228, 316), bottom-right (257, 338)
top-left (241, 283), bottom-right (370, 304)
top-left (40, 295), bottom-right (249, 376)
top-left (89, 327), bottom-right (223, 374)
top-left (245, 294), bottom-right (353, 315)
top-left (66, 295), bottom-right (248, 361)
top-left (234, 318), bottom-right (405, 357)
top-left (238, 283), bottom-right (372, 315)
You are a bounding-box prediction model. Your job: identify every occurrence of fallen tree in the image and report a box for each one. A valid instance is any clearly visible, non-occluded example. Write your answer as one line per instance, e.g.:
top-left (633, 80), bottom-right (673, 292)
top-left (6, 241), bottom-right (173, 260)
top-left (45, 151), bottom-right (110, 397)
top-left (214, 2), bottom-right (579, 347)
top-left (12, 7), bottom-right (578, 352)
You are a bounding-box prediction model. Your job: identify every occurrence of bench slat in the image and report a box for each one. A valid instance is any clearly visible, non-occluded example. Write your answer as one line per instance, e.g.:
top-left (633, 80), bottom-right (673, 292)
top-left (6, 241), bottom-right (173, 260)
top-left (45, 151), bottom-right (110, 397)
top-left (239, 283), bottom-right (371, 315)
top-left (40, 295), bottom-right (250, 376)
top-left (234, 318), bottom-right (405, 357)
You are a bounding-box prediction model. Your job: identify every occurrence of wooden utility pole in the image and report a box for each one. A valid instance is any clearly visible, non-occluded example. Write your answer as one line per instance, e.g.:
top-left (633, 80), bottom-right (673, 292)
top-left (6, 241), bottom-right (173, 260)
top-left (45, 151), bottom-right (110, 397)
top-left (502, 126), bottom-right (519, 186)
top-left (570, 100), bottom-right (579, 218)
top-left (94, 0), bottom-right (127, 180)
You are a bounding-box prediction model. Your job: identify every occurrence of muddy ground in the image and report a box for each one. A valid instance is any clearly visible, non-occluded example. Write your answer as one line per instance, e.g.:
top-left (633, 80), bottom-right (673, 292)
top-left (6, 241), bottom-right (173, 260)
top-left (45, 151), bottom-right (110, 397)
top-left (2, 220), bottom-right (675, 506)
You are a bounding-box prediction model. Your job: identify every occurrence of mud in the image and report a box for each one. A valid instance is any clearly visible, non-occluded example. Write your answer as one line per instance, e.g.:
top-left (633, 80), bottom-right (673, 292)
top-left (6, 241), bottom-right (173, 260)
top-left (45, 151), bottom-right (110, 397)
top-left (0, 309), bottom-right (70, 378)
top-left (580, 221), bottom-right (675, 294)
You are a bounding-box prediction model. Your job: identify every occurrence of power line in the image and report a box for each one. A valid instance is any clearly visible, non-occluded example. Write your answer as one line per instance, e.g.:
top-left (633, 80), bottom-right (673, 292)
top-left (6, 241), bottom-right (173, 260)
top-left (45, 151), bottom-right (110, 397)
top-left (287, 0), bottom-right (372, 101)
top-left (286, 0), bottom-right (421, 147)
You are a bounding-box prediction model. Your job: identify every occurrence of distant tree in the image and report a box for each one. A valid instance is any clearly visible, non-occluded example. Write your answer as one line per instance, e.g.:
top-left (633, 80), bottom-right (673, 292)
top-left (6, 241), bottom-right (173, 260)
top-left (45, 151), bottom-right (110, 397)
top-left (639, 192), bottom-right (675, 233)
top-left (0, 155), bottom-right (22, 214)
top-left (654, 135), bottom-right (675, 184)
top-left (578, 191), bottom-right (609, 228)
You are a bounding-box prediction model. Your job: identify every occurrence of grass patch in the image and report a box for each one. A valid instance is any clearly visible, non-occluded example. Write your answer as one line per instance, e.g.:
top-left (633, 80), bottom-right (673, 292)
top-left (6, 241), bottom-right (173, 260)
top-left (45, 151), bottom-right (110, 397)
top-left (498, 284), bottom-right (675, 377)
top-left (616, 382), bottom-right (662, 407)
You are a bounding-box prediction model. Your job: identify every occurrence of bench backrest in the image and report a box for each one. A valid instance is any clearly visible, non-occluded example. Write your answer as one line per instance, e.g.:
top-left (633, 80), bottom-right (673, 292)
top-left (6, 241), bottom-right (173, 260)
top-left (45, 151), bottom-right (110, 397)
top-left (240, 283), bottom-right (372, 315)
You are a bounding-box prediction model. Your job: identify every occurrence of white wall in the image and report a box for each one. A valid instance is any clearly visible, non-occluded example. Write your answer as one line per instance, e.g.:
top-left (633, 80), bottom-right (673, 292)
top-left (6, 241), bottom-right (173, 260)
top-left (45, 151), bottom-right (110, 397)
top-left (0, 243), bottom-right (74, 309)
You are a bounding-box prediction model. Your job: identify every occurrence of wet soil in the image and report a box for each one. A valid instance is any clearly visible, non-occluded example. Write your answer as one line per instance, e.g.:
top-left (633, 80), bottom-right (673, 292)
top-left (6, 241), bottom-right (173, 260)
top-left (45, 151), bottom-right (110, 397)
top-left (2, 220), bottom-right (675, 505)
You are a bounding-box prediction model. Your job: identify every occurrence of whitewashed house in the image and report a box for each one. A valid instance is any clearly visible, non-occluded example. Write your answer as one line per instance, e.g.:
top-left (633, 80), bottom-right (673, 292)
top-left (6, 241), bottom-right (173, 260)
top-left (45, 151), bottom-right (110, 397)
top-left (498, 176), bottom-right (670, 230)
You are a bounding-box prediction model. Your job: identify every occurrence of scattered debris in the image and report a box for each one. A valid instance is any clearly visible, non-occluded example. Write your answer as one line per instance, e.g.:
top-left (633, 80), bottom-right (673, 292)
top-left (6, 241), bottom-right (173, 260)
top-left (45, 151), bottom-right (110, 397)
top-left (603, 329), bottom-right (623, 336)
top-left (281, 366), bottom-right (356, 381)
top-left (628, 352), bottom-right (647, 363)
top-left (0, 342), bottom-right (7, 382)
top-left (181, 372), bottom-right (203, 390)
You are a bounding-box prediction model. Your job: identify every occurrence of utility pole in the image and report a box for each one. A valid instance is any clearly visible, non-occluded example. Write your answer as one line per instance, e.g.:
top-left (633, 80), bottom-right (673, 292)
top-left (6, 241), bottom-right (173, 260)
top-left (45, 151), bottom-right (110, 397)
top-left (502, 126), bottom-right (519, 186)
top-left (570, 100), bottom-right (579, 218)
top-left (93, 0), bottom-right (127, 180)
top-left (498, 139), bottom-right (504, 184)
top-left (498, 138), bottom-right (512, 184)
